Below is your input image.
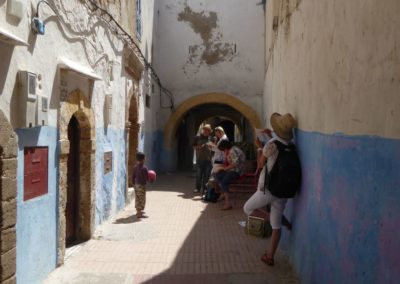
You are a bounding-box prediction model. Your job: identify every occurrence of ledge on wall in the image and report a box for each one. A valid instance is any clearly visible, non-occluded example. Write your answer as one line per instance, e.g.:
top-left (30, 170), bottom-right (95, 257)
top-left (0, 27), bottom-right (28, 46)
top-left (58, 57), bottom-right (102, 81)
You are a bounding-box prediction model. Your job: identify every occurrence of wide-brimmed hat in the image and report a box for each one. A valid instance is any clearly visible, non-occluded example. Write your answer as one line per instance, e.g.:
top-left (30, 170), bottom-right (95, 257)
top-left (202, 124), bottom-right (212, 131)
top-left (270, 113), bottom-right (296, 140)
top-left (214, 126), bottom-right (225, 133)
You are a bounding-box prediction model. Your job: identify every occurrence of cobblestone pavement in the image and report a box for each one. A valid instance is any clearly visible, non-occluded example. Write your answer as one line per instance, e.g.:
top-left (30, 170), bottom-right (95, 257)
top-left (43, 172), bottom-right (300, 284)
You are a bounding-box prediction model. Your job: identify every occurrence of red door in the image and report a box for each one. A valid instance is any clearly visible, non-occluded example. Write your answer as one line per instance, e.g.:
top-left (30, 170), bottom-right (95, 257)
top-left (66, 115), bottom-right (80, 246)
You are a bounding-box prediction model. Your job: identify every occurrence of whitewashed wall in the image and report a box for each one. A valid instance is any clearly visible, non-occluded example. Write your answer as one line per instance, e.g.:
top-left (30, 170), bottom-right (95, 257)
top-left (153, 0), bottom-right (266, 128)
top-left (0, 1), bottom-right (141, 282)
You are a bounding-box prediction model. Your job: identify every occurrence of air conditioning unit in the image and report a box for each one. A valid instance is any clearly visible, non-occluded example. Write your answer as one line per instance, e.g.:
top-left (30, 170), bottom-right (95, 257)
top-left (19, 71), bottom-right (37, 128)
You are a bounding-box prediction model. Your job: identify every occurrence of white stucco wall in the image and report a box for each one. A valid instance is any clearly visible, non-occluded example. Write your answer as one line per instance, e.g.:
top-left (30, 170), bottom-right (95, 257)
top-left (136, 0), bottom-right (162, 169)
top-left (0, 0), bottom-right (147, 234)
top-left (1, 1), bottom-right (149, 282)
top-left (263, 0), bottom-right (400, 139)
top-left (153, 0), bottom-right (265, 127)
top-left (1, 0), bottom-right (131, 131)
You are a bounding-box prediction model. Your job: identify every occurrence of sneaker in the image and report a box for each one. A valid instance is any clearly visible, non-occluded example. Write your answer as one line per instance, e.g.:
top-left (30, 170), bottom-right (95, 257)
top-left (193, 189), bottom-right (200, 193)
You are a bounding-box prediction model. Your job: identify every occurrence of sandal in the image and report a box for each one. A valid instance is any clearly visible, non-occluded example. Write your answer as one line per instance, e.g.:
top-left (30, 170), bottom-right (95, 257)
top-left (261, 253), bottom-right (274, 266)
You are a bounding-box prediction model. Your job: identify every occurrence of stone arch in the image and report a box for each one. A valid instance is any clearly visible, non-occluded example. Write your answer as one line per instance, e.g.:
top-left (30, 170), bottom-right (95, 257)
top-left (0, 110), bottom-right (18, 283)
top-left (164, 93), bottom-right (262, 149)
top-left (127, 88), bottom-right (140, 187)
top-left (57, 89), bottom-right (96, 265)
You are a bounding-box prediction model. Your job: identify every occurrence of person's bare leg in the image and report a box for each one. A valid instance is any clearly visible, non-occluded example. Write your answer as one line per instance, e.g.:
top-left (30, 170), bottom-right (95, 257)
top-left (262, 228), bottom-right (281, 265)
top-left (222, 193), bottom-right (232, 210)
top-left (282, 215), bottom-right (292, 231)
top-left (269, 229), bottom-right (281, 256)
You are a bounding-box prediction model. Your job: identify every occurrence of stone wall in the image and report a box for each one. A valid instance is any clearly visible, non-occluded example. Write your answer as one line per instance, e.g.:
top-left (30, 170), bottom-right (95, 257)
top-left (0, 110), bottom-right (18, 284)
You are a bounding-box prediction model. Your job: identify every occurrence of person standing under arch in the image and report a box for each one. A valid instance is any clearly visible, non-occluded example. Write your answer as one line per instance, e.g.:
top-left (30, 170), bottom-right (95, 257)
top-left (193, 124), bottom-right (212, 194)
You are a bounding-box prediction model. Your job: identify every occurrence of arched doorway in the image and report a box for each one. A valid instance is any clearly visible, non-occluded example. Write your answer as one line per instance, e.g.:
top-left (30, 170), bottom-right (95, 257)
top-left (164, 93), bottom-right (261, 150)
top-left (66, 115), bottom-right (80, 246)
top-left (167, 94), bottom-right (261, 170)
top-left (0, 110), bottom-right (18, 283)
top-left (177, 108), bottom-right (245, 170)
top-left (58, 89), bottom-right (95, 265)
top-left (127, 90), bottom-right (140, 187)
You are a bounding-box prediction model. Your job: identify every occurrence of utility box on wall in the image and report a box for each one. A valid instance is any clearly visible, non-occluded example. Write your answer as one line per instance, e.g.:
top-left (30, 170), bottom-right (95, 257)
top-left (104, 151), bottom-right (112, 174)
top-left (104, 95), bottom-right (112, 127)
top-left (19, 71), bottom-right (37, 128)
top-left (18, 71), bottom-right (48, 128)
top-left (24, 147), bottom-right (48, 201)
top-left (37, 95), bottom-right (48, 126)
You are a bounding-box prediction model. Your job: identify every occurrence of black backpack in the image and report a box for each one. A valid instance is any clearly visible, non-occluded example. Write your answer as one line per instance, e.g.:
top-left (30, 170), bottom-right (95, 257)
top-left (264, 141), bottom-right (302, 198)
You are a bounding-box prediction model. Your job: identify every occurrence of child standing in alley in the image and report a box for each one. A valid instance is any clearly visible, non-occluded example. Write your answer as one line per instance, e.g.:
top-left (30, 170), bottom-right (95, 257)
top-left (132, 152), bottom-right (148, 218)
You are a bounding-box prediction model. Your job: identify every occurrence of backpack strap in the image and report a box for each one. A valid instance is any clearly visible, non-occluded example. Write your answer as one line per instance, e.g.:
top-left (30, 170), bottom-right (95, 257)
top-left (263, 141), bottom-right (282, 193)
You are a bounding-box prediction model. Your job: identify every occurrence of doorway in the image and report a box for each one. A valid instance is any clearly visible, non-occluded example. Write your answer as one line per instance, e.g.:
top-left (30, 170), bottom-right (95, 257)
top-left (66, 115), bottom-right (80, 246)
top-left (127, 93), bottom-right (139, 187)
top-left (58, 89), bottom-right (95, 265)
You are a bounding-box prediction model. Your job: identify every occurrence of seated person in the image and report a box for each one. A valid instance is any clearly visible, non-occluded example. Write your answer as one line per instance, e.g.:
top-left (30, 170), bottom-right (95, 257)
top-left (208, 126), bottom-right (229, 174)
top-left (215, 140), bottom-right (246, 210)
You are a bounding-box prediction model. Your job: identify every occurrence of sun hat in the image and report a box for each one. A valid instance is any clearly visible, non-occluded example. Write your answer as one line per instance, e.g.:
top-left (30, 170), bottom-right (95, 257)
top-left (202, 124), bottom-right (212, 131)
top-left (214, 126), bottom-right (225, 133)
top-left (270, 113), bottom-right (296, 140)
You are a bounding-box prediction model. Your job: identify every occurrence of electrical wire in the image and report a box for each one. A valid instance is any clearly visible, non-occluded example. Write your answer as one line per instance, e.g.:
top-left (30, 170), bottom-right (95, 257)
top-left (85, 0), bottom-right (174, 110)
top-left (36, 0), bottom-right (57, 17)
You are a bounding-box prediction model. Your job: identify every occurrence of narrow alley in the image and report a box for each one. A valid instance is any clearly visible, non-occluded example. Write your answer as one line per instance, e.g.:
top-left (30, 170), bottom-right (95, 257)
top-left (43, 172), bottom-right (299, 284)
top-left (1, 0), bottom-right (399, 283)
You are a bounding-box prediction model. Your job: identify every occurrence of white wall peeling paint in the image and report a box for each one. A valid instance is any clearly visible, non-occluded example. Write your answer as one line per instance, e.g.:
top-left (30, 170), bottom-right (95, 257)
top-left (263, 0), bottom-right (400, 139)
top-left (153, 0), bottom-right (265, 129)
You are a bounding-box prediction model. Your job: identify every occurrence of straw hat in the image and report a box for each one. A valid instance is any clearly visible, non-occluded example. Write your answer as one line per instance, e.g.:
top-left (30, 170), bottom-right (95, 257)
top-left (270, 113), bottom-right (296, 140)
top-left (214, 126), bottom-right (225, 134)
top-left (202, 124), bottom-right (212, 131)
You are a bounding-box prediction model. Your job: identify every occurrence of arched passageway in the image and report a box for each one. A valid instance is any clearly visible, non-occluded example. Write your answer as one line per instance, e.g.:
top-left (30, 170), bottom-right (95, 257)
top-left (164, 93), bottom-right (261, 171)
top-left (176, 103), bottom-right (249, 170)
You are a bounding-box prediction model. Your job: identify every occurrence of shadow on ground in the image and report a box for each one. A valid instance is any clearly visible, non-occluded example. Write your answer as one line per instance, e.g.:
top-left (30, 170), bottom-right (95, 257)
top-left (137, 171), bottom-right (299, 284)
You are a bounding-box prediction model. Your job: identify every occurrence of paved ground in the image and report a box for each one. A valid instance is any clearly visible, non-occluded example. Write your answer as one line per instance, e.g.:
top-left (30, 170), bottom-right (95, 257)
top-left (43, 172), bottom-right (300, 284)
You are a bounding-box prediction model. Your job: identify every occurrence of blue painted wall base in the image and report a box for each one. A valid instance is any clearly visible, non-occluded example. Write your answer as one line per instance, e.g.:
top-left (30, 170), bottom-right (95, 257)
top-left (15, 127), bottom-right (58, 284)
top-left (281, 130), bottom-right (400, 284)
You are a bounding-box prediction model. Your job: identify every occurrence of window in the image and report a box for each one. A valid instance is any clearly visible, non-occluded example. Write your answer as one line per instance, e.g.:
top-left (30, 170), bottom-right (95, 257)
top-left (136, 0), bottom-right (142, 40)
